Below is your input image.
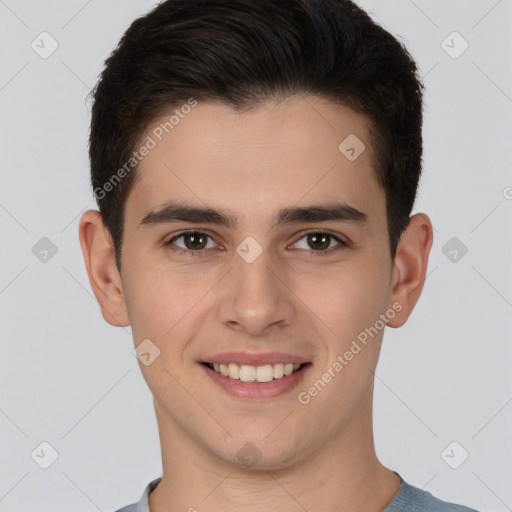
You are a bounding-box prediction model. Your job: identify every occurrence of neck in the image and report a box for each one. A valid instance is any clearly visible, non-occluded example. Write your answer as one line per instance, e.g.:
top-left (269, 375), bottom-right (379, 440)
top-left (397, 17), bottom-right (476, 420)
top-left (149, 394), bottom-right (400, 512)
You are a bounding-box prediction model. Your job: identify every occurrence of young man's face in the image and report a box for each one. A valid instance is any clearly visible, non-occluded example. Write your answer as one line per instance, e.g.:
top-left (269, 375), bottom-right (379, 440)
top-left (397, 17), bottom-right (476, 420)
top-left (81, 95), bottom-right (430, 470)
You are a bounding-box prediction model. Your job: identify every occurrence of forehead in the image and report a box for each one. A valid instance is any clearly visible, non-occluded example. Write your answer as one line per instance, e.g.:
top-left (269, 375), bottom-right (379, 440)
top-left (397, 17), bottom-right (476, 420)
top-left (124, 95), bottom-right (384, 228)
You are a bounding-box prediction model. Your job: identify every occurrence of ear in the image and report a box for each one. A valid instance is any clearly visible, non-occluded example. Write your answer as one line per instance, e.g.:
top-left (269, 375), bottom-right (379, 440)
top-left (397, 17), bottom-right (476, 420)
top-left (387, 213), bottom-right (433, 328)
top-left (78, 209), bottom-right (130, 327)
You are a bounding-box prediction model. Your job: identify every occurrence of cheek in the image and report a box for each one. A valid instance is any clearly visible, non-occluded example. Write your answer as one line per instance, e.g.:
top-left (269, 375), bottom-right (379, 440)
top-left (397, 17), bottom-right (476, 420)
top-left (122, 259), bottom-right (205, 345)
top-left (295, 256), bottom-right (390, 341)
top-left (299, 264), bottom-right (388, 415)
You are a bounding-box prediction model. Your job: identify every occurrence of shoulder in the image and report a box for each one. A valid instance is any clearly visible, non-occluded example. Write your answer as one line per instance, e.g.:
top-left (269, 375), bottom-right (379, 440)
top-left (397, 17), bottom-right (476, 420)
top-left (384, 478), bottom-right (479, 512)
top-left (112, 477), bottom-right (162, 512)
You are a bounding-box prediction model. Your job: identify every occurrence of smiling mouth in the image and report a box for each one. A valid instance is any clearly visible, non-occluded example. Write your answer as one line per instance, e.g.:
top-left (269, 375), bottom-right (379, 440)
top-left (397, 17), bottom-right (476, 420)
top-left (202, 362), bottom-right (309, 383)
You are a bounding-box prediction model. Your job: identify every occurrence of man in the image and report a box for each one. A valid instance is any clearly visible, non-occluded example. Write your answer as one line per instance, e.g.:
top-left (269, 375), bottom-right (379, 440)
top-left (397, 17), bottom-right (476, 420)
top-left (79, 0), bottom-right (478, 510)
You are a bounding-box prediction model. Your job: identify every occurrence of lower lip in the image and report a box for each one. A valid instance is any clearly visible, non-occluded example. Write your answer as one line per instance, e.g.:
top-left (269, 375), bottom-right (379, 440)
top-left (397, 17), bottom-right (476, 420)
top-left (200, 363), bottom-right (311, 400)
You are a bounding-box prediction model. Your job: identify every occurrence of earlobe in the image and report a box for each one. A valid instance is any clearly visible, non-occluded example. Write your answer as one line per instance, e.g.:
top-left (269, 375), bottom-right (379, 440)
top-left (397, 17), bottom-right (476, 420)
top-left (78, 209), bottom-right (130, 327)
top-left (387, 213), bottom-right (433, 328)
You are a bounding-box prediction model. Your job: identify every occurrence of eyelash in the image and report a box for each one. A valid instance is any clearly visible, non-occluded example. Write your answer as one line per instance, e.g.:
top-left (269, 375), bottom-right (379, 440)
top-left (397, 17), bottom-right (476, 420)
top-left (164, 230), bottom-right (348, 258)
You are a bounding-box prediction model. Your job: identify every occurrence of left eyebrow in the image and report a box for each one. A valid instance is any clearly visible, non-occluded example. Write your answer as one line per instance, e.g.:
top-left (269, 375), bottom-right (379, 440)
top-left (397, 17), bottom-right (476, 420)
top-left (138, 200), bottom-right (368, 229)
top-left (275, 203), bottom-right (368, 226)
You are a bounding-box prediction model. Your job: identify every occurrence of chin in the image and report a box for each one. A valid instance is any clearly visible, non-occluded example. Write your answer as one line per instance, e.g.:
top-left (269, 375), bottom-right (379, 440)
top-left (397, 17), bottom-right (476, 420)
top-left (208, 436), bottom-right (306, 472)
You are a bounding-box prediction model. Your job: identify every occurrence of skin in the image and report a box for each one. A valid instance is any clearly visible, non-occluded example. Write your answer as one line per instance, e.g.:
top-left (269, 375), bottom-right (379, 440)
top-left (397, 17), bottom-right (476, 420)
top-left (79, 95), bottom-right (433, 512)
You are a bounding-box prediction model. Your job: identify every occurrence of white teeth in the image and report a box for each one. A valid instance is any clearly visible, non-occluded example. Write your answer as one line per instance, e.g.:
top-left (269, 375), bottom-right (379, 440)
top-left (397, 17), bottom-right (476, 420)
top-left (239, 365), bottom-right (256, 382)
top-left (228, 363), bottom-right (240, 379)
top-left (209, 362), bottom-right (304, 382)
top-left (256, 365), bottom-right (274, 382)
top-left (284, 363), bottom-right (294, 376)
top-left (273, 363), bottom-right (284, 378)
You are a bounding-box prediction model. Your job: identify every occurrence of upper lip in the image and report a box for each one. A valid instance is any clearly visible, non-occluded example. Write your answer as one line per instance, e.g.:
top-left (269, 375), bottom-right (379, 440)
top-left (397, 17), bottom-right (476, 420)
top-left (202, 351), bottom-right (310, 366)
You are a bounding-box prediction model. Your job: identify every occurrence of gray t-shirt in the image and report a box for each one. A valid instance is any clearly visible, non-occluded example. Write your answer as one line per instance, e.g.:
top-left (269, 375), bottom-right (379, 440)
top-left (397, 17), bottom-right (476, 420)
top-left (114, 473), bottom-right (478, 511)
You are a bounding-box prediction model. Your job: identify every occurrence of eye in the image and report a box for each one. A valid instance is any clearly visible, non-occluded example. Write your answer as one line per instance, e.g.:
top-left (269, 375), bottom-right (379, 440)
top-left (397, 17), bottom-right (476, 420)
top-left (292, 231), bottom-right (347, 256)
top-left (165, 231), bottom-right (218, 256)
top-left (164, 230), bottom-right (348, 258)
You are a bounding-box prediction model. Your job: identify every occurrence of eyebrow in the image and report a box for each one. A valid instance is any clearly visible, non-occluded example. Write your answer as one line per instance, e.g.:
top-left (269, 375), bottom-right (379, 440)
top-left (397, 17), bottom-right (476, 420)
top-left (139, 201), bottom-right (368, 229)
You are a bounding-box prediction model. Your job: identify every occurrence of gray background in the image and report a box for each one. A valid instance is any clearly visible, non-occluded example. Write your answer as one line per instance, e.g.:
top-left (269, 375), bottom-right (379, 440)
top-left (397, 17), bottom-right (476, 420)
top-left (0, 0), bottom-right (511, 510)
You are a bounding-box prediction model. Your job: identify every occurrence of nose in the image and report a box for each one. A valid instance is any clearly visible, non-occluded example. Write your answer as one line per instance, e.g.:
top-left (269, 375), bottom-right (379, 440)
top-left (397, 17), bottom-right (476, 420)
top-left (216, 243), bottom-right (297, 337)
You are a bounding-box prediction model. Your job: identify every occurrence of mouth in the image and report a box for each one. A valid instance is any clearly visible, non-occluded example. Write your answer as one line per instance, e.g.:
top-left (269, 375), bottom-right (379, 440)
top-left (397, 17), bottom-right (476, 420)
top-left (199, 356), bottom-right (311, 400)
top-left (201, 362), bottom-right (308, 382)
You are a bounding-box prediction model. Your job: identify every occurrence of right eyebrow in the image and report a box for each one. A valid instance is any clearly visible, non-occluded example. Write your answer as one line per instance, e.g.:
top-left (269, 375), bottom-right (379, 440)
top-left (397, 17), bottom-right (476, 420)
top-left (139, 201), bottom-right (237, 229)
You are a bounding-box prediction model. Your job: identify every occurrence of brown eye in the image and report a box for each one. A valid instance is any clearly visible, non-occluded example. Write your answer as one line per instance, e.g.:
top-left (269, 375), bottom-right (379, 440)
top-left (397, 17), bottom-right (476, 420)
top-left (181, 232), bottom-right (208, 250)
top-left (306, 233), bottom-right (331, 251)
top-left (165, 231), bottom-right (216, 255)
top-left (293, 231), bottom-right (347, 255)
